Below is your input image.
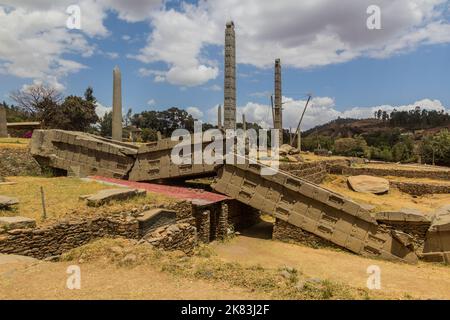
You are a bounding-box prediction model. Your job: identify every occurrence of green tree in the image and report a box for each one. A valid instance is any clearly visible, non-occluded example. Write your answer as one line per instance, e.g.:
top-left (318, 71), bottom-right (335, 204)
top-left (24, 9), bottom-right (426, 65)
top-left (333, 136), bottom-right (368, 157)
top-left (84, 86), bottom-right (96, 103)
top-left (421, 130), bottom-right (450, 166)
top-left (51, 95), bottom-right (99, 131)
top-left (99, 111), bottom-right (112, 137)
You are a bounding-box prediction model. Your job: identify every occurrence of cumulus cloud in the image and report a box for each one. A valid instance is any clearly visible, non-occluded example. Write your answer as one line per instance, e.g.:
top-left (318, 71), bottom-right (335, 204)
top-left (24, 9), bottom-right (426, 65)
top-left (203, 97), bottom-right (449, 131)
top-left (95, 101), bottom-right (111, 118)
top-left (131, 3), bottom-right (220, 86)
top-left (147, 98), bottom-right (156, 106)
top-left (187, 106), bottom-right (204, 119)
top-left (0, 0), bottom-right (162, 89)
top-left (131, 0), bottom-right (450, 86)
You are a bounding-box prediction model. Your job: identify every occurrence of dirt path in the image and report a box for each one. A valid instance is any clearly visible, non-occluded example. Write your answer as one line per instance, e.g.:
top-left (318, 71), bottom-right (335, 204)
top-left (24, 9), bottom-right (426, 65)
top-left (0, 257), bottom-right (268, 300)
top-left (212, 222), bottom-right (450, 299)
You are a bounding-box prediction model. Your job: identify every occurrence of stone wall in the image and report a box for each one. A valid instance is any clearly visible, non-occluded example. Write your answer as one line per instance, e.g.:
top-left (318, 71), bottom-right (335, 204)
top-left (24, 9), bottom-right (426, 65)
top-left (0, 147), bottom-right (41, 177)
top-left (272, 218), bottom-right (339, 249)
top-left (281, 159), bottom-right (348, 184)
top-left (378, 220), bottom-right (430, 254)
top-left (390, 181), bottom-right (450, 196)
top-left (0, 216), bottom-right (138, 259)
top-left (330, 165), bottom-right (450, 181)
top-left (144, 223), bottom-right (197, 255)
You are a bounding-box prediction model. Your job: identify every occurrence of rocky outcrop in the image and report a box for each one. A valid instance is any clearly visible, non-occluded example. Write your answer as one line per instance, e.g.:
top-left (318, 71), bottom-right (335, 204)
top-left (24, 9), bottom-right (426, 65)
top-left (347, 175), bottom-right (389, 194)
top-left (423, 205), bottom-right (450, 264)
top-left (0, 195), bottom-right (19, 209)
top-left (0, 216), bottom-right (35, 230)
top-left (144, 223), bottom-right (197, 255)
top-left (0, 147), bottom-right (41, 177)
top-left (0, 216), bottom-right (138, 259)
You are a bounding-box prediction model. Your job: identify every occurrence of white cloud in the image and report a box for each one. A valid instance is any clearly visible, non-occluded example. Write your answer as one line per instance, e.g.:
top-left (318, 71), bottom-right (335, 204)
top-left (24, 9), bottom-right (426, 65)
top-left (131, 3), bottom-right (221, 86)
top-left (0, 0), bottom-right (162, 89)
top-left (105, 52), bottom-right (119, 59)
top-left (187, 106), bottom-right (204, 119)
top-left (95, 101), bottom-right (111, 118)
top-left (205, 97), bottom-right (449, 131)
top-left (132, 0), bottom-right (450, 87)
top-left (204, 84), bottom-right (222, 91)
top-left (147, 99), bottom-right (156, 106)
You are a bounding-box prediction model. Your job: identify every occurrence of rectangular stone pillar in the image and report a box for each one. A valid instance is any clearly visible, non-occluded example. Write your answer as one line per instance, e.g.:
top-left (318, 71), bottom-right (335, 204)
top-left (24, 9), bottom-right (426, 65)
top-left (218, 105), bottom-right (222, 129)
top-left (274, 59), bottom-right (282, 146)
top-left (0, 105), bottom-right (7, 138)
top-left (112, 66), bottom-right (123, 141)
top-left (224, 21), bottom-right (236, 130)
top-left (196, 210), bottom-right (211, 243)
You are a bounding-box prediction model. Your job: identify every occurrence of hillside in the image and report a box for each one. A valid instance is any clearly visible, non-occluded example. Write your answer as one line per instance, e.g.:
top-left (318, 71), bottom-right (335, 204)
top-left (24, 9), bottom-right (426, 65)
top-left (303, 117), bottom-right (450, 139)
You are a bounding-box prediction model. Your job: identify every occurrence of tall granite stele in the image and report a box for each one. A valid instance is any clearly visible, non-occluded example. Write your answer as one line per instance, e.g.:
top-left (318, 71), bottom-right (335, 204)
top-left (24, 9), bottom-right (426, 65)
top-left (112, 66), bottom-right (123, 141)
top-left (274, 58), bottom-right (282, 146)
top-left (0, 105), bottom-right (7, 138)
top-left (224, 21), bottom-right (236, 130)
top-left (217, 104), bottom-right (223, 129)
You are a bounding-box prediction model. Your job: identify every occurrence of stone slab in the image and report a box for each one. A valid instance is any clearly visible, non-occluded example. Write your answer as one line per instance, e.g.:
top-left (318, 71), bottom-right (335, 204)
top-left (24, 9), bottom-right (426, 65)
top-left (0, 216), bottom-right (36, 230)
top-left (347, 175), bottom-right (389, 194)
top-left (0, 195), bottom-right (19, 209)
top-left (137, 208), bottom-right (177, 236)
top-left (86, 188), bottom-right (146, 207)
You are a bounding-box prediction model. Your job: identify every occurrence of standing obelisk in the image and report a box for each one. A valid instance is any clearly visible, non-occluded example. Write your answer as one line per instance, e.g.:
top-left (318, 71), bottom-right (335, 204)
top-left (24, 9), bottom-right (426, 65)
top-left (112, 66), bottom-right (122, 141)
top-left (224, 21), bottom-right (236, 130)
top-left (0, 105), bottom-right (7, 138)
top-left (274, 59), bottom-right (282, 146)
top-left (218, 105), bottom-right (223, 129)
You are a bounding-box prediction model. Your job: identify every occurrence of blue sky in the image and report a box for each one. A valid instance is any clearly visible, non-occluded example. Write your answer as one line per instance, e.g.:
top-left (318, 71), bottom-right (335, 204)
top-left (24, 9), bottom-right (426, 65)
top-left (1, 0), bottom-right (449, 130)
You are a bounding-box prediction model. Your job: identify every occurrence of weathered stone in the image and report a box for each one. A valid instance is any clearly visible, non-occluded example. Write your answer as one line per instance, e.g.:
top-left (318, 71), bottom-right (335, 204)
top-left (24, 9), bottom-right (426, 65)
top-left (223, 21), bottom-right (236, 130)
top-left (375, 208), bottom-right (430, 223)
top-left (286, 155), bottom-right (299, 163)
top-left (0, 216), bottom-right (36, 230)
top-left (136, 208), bottom-right (177, 236)
top-left (279, 144), bottom-right (294, 156)
top-left (85, 188), bottom-right (146, 207)
top-left (423, 205), bottom-right (450, 264)
top-left (274, 59), bottom-right (282, 146)
top-left (0, 195), bottom-right (19, 208)
top-left (347, 175), bottom-right (389, 194)
top-left (144, 222), bottom-right (197, 255)
top-left (112, 66), bottom-right (123, 141)
top-left (0, 105), bottom-right (7, 138)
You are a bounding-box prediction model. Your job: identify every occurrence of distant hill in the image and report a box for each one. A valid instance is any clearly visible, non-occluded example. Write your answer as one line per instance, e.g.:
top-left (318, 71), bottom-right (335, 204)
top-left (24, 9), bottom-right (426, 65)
top-left (303, 117), bottom-right (450, 139)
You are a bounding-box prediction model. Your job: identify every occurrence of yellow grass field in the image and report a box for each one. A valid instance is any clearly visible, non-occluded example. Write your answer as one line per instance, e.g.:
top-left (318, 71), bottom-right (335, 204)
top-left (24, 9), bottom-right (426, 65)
top-left (0, 137), bottom-right (30, 149)
top-left (321, 175), bottom-right (450, 214)
top-left (0, 176), bottom-right (173, 225)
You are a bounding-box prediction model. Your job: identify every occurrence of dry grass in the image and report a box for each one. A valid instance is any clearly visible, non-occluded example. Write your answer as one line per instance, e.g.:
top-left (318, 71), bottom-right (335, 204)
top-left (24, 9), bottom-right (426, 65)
top-left (0, 138), bottom-right (29, 149)
top-left (301, 152), bottom-right (348, 162)
top-left (353, 161), bottom-right (450, 172)
top-left (0, 176), bottom-right (175, 225)
top-left (321, 175), bottom-right (450, 214)
top-left (61, 238), bottom-right (380, 300)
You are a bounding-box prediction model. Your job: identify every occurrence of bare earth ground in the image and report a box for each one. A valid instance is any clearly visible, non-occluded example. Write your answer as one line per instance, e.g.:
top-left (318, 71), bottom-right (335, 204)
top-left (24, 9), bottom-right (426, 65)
top-left (0, 255), bottom-right (267, 300)
top-left (212, 222), bottom-right (450, 300)
top-left (321, 175), bottom-right (450, 214)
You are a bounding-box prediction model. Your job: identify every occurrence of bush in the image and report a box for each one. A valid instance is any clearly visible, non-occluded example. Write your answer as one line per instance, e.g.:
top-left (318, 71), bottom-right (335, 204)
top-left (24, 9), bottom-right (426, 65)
top-left (421, 129), bottom-right (450, 166)
top-left (333, 136), bottom-right (367, 157)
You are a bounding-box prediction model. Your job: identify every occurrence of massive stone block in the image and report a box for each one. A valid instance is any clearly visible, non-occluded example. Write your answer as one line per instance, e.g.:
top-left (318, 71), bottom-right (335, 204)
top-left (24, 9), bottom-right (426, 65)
top-left (211, 160), bottom-right (418, 264)
top-left (423, 205), bottom-right (450, 263)
top-left (0, 105), bottom-right (7, 138)
top-left (30, 130), bottom-right (423, 263)
top-left (30, 130), bottom-right (137, 179)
